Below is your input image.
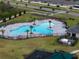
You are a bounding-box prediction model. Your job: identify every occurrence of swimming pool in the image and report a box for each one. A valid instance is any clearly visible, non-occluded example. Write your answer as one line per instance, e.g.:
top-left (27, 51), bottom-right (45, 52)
top-left (9, 22), bottom-right (54, 36)
top-left (0, 19), bottom-right (67, 39)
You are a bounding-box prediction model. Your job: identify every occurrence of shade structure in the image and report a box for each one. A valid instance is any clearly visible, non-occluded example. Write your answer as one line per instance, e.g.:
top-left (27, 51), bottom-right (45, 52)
top-left (25, 50), bottom-right (75, 59)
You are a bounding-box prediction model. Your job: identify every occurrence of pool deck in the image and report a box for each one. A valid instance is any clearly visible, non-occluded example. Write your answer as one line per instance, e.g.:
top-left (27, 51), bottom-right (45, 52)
top-left (0, 19), bottom-right (67, 39)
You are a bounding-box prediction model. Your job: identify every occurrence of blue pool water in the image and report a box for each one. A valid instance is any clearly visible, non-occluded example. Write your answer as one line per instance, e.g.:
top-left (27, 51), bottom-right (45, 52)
top-left (10, 22), bottom-right (54, 36)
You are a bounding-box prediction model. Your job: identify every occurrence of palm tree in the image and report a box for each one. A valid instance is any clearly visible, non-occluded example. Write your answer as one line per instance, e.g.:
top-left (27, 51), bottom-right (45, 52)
top-left (30, 25), bottom-right (33, 36)
top-left (26, 30), bottom-right (29, 39)
top-left (49, 20), bottom-right (52, 28)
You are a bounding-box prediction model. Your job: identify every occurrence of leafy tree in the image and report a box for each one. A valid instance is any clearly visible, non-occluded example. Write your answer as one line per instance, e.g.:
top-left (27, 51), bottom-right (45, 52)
top-left (56, 5), bottom-right (60, 8)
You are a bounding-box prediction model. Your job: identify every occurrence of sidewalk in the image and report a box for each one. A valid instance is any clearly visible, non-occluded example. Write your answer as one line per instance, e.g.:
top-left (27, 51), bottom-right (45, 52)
top-left (70, 50), bottom-right (79, 54)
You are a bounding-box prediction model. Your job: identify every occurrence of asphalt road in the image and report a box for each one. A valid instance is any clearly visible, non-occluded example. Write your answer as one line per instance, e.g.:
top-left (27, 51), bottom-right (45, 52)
top-left (31, 0), bottom-right (78, 5)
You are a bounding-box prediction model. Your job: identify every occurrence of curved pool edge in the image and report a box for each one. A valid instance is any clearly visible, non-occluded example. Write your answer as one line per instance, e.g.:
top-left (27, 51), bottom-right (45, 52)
top-left (0, 19), bottom-right (67, 39)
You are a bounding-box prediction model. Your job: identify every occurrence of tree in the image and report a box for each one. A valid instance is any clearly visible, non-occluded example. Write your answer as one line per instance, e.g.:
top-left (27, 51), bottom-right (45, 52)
top-left (49, 20), bottom-right (52, 28)
top-left (52, 8), bottom-right (55, 13)
top-left (19, 11), bottom-right (22, 16)
top-left (3, 18), bottom-right (7, 26)
top-left (69, 17), bottom-right (74, 20)
top-left (30, 25), bottom-right (33, 35)
top-left (33, 18), bottom-right (36, 25)
top-left (28, 0), bottom-right (31, 4)
top-left (47, 3), bottom-right (50, 6)
top-left (0, 29), bottom-right (5, 37)
top-left (44, 0), bottom-right (50, 6)
top-left (26, 30), bottom-right (29, 39)
top-left (23, 10), bottom-right (26, 14)
top-left (56, 5), bottom-right (60, 8)
top-left (16, 2), bottom-right (18, 7)
top-left (44, 1), bottom-right (47, 3)
top-left (0, 1), bottom-right (13, 11)
top-left (69, 6), bottom-right (73, 10)
top-left (25, 3), bottom-right (27, 7)
top-left (39, 6), bottom-right (42, 9)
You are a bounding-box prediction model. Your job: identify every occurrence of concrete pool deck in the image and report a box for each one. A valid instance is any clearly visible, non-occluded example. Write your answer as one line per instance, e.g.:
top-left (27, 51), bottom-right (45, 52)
top-left (0, 19), bottom-right (67, 39)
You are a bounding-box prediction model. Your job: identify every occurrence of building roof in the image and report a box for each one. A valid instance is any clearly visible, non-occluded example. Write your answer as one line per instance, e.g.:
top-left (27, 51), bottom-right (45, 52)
top-left (49, 51), bottom-right (73, 59)
top-left (25, 50), bottom-right (52, 59)
top-left (67, 24), bottom-right (79, 33)
top-left (24, 50), bottom-right (74, 59)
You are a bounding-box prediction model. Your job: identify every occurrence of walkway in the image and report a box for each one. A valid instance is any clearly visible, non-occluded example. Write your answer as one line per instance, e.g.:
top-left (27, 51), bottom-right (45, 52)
top-left (70, 50), bottom-right (79, 54)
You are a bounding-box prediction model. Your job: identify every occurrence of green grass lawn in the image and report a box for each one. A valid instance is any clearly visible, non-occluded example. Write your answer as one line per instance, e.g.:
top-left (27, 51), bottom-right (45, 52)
top-left (53, 13), bottom-right (79, 27)
top-left (0, 13), bottom-right (79, 59)
top-left (0, 4), bottom-right (79, 59)
top-left (71, 9), bottom-right (79, 13)
top-left (0, 13), bottom-right (78, 27)
top-left (0, 13), bottom-right (47, 27)
top-left (0, 36), bottom-right (79, 59)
